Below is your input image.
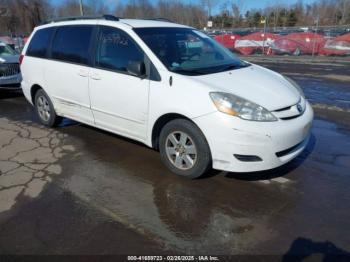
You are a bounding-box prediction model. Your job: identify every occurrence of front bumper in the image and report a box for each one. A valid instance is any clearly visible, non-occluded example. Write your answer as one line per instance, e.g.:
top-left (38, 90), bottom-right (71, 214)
top-left (193, 102), bottom-right (314, 172)
top-left (0, 73), bottom-right (22, 88)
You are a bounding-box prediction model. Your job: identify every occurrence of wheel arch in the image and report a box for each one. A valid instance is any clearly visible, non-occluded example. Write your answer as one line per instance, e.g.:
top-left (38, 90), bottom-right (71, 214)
top-left (30, 84), bottom-right (44, 104)
top-left (151, 113), bottom-right (194, 150)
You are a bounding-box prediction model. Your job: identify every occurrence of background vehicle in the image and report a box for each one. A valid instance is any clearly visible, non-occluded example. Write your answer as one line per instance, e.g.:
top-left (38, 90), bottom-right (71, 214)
top-left (234, 32), bottom-right (278, 55)
top-left (0, 36), bottom-right (15, 49)
top-left (271, 32), bottom-right (326, 55)
top-left (0, 41), bottom-right (22, 89)
top-left (322, 33), bottom-right (350, 56)
top-left (214, 34), bottom-right (241, 51)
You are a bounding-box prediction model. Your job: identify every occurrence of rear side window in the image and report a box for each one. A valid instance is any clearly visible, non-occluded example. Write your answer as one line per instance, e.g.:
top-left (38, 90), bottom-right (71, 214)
top-left (95, 26), bottom-right (144, 72)
top-left (51, 26), bottom-right (93, 65)
top-left (26, 27), bottom-right (54, 58)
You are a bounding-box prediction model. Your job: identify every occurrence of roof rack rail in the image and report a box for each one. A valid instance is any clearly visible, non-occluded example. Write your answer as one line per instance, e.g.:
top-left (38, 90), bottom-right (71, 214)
top-left (41, 14), bottom-right (119, 25)
top-left (144, 18), bottom-right (174, 23)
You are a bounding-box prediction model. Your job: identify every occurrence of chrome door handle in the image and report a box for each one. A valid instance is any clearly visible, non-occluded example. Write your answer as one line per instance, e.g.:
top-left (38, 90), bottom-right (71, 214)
top-left (90, 73), bottom-right (101, 80)
top-left (78, 70), bottom-right (88, 77)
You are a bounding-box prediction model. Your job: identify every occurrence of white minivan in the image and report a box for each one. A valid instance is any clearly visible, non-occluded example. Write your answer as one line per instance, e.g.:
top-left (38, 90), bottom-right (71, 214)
top-left (21, 15), bottom-right (313, 178)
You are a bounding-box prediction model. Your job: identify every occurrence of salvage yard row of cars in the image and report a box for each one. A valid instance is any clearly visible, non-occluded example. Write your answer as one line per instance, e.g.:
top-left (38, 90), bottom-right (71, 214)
top-left (213, 30), bottom-right (350, 56)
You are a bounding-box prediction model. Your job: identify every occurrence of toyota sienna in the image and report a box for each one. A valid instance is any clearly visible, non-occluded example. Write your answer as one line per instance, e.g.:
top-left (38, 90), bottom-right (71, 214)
top-left (21, 15), bottom-right (313, 178)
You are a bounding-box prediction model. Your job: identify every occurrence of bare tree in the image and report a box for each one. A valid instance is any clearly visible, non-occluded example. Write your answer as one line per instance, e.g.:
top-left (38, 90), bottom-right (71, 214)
top-left (339, 0), bottom-right (350, 24)
top-left (1, 0), bottom-right (350, 36)
top-left (0, 0), bottom-right (51, 35)
top-left (231, 1), bottom-right (241, 27)
top-left (201, 0), bottom-right (221, 18)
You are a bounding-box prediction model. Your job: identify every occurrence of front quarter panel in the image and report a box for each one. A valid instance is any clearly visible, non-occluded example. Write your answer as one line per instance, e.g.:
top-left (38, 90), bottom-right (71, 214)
top-left (146, 69), bottom-right (217, 146)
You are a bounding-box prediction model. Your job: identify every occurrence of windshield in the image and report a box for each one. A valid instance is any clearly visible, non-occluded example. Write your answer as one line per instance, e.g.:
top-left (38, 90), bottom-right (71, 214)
top-left (0, 43), bottom-right (16, 57)
top-left (134, 27), bottom-right (249, 75)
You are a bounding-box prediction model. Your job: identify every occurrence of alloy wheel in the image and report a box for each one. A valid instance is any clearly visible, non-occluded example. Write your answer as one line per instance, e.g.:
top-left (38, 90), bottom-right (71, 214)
top-left (165, 131), bottom-right (197, 170)
top-left (37, 95), bottom-right (51, 122)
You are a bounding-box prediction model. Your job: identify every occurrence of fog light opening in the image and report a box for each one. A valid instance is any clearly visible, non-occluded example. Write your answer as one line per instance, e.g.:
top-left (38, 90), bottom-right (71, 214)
top-left (234, 154), bottom-right (262, 162)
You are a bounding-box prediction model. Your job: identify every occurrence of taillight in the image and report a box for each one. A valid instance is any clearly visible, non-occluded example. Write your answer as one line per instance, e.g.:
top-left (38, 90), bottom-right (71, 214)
top-left (19, 55), bottom-right (24, 65)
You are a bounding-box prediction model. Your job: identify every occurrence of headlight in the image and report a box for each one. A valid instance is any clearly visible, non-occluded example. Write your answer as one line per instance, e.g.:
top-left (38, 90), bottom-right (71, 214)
top-left (285, 76), bottom-right (304, 98)
top-left (210, 92), bottom-right (278, 122)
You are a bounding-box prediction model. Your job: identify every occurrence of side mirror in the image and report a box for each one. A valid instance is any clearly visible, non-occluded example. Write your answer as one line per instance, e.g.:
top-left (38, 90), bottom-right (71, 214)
top-left (127, 60), bottom-right (146, 78)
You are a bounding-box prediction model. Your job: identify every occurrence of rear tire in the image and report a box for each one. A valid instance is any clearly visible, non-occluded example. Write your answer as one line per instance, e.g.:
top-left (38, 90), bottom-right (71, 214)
top-left (34, 89), bottom-right (62, 127)
top-left (159, 119), bottom-right (211, 179)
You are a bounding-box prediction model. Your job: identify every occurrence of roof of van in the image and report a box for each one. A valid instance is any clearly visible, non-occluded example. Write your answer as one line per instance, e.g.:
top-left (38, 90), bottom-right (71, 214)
top-left (39, 16), bottom-right (191, 29)
top-left (120, 19), bottom-right (190, 28)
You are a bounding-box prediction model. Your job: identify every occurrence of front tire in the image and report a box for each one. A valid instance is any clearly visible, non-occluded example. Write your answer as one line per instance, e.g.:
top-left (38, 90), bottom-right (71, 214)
top-left (34, 89), bottom-right (62, 127)
top-left (159, 119), bottom-right (211, 179)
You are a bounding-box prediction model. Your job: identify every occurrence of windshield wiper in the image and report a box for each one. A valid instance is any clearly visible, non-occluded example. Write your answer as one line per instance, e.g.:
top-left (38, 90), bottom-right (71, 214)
top-left (171, 63), bottom-right (251, 76)
top-left (219, 63), bottom-right (251, 72)
top-left (170, 68), bottom-right (205, 76)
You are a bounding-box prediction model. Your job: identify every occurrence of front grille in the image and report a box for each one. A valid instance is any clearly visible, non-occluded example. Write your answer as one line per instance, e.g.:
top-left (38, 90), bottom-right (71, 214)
top-left (280, 115), bottom-right (301, 121)
top-left (272, 102), bottom-right (304, 121)
top-left (0, 63), bottom-right (20, 78)
top-left (274, 106), bottom-right (292, 112)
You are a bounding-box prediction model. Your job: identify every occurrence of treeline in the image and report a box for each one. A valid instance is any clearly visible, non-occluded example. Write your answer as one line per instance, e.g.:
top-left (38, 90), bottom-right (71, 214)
top-left (0, 0), bottom-right (349, 35)
top-left (216, 0), bottom-right (350, 28)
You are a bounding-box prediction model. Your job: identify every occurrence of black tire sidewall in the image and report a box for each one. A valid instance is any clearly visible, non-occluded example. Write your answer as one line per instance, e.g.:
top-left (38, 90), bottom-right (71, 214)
top-left (34, 89), bottom-right (59, 127)
top-left (159, 119), bottom-right (212, 179)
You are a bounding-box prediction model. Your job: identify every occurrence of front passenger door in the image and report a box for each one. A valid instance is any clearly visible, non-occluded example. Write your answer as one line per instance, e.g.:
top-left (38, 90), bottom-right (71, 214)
top-left (89, 26), bottom-right (150, 141)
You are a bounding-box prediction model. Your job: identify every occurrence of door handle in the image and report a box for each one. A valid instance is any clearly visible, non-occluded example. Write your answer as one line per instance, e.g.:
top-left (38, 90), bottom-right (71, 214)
top-left (78, 70), bottom-right (88, 77)
top-left (90, 73), bottom-right (101, 80)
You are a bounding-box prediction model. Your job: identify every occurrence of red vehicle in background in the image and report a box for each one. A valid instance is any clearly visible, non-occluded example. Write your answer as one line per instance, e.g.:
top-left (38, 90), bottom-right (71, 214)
top-left (271, 32), bottom-right (326, 55)
top-left (214, 34), bottom-right (241, 51)
top-left (234, 32), bottom-right (278, 55)
top-left (321, 33), bottom-right (350, 56)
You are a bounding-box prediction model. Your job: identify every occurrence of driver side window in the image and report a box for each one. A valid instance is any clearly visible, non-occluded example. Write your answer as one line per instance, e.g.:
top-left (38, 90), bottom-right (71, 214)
top-left (95, 26), bottom-right (144, 73)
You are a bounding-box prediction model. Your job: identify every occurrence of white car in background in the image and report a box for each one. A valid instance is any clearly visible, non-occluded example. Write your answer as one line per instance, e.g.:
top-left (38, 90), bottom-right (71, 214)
top-left (20, 16), bottom-right (313, 178)
top-left (0, 41), bottom-right (22, 89)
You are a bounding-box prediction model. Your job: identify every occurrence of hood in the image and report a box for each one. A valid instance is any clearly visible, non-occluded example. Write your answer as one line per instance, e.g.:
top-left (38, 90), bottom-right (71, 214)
top-left (0, 55), bottom-right (20, 64)
top-left (191, 64), bottom-right (300, 111)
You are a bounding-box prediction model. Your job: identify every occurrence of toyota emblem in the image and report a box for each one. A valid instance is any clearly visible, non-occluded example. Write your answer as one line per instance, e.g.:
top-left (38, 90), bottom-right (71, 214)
top-left (297, 104), bottom-right (303, 113)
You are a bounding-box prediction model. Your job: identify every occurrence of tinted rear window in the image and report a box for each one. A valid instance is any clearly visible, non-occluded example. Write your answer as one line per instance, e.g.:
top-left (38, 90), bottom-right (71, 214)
top-left (51, 26), bottom-right (93, 65)
top-left (26, 27), bottom-right (54, 58)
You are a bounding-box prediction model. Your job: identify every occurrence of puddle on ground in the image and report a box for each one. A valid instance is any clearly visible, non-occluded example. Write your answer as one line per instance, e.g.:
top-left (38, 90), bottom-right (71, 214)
top-left (295, 78), bottom-right (350, 111)
top-left (1, 95), bottom-right (350, 254)
top-left (59, 116), bottom-right (350, 254)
